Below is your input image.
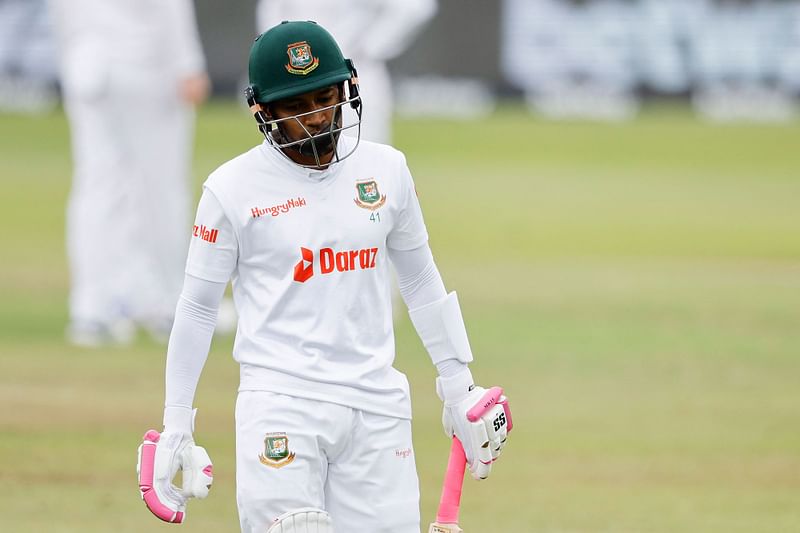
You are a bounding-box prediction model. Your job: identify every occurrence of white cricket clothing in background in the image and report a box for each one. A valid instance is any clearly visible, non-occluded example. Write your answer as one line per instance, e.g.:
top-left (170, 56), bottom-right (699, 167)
top-left (236, 391), bottom-right (420, 533)
top-left (257, 0), bottom-right (438, 143)
top-left (186, 136), bottom-right (428, 419)
top-left (49, 0), bottom-right (206, 330)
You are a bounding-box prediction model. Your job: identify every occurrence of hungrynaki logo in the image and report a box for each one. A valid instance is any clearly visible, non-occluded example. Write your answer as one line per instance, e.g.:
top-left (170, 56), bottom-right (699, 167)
top-left (192, 224), bottom-right (218, 244)
top-left (251, 197), bottom-right (306, 219)
top-left (293, 246), bottom-right (379, 283)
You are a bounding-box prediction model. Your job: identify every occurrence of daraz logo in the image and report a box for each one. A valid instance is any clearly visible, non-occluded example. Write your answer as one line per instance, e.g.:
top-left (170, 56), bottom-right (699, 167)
top-left (293, 247), bottom-right (315, 282)
top-left (293, 246), bottom-right (379, 283)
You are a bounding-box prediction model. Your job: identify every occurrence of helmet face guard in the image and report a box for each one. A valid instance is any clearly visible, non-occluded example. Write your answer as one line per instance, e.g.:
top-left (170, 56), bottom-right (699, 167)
top-left (246, 81), bottom-right (362, 169)
top-left (246, 21), bottom-right (362, 169)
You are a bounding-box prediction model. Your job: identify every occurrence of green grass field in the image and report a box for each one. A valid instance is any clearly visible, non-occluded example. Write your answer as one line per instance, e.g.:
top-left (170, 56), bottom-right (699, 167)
top-left (1, 102), bottom-right (799, 532)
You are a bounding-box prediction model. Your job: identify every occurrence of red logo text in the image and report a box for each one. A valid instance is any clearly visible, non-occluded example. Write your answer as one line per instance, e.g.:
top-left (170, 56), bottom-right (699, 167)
top-left (251, 197), bottom-right (307, 219)
top-left (293, 246), bottom-right (379, 283)
top-left (192, 224), bottom-right (218, 243)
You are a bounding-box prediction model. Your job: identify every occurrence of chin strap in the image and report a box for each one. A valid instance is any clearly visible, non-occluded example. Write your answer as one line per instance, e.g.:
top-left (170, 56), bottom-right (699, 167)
top-left (346, 59), bottom-right (361, 111)
top-left (245, 85), bottom-right (270, 140)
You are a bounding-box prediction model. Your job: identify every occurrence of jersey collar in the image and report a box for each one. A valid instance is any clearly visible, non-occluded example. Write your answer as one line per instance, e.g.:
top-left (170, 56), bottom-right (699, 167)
top-left (259, 136), bottom-right (354, 183)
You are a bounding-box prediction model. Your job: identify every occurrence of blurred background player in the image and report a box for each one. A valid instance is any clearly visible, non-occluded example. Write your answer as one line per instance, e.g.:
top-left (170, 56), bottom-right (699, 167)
top-left (48, 0), bottom-right (210, 346)
top-left (257, 0), bottom-right (437, 144)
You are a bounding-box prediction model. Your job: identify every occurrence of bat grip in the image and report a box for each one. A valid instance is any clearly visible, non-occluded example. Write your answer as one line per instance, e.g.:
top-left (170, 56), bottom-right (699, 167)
top-left (436, 436), bottom-right (467, 524)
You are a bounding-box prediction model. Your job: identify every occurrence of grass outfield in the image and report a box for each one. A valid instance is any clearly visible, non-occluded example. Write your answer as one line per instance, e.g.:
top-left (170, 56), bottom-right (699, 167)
top-left (1, 102), bottom-right (799, 532)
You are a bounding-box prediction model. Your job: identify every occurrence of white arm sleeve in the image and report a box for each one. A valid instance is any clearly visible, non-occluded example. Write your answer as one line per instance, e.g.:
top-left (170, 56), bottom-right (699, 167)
top-left (389, 244), bottom-right (469, 377)
top-left (164, 273), bottom-right (227, 411)
top-left (164, 183), bottom-right (237, 422)
top-left (388, 243), bottom-right (445, 310)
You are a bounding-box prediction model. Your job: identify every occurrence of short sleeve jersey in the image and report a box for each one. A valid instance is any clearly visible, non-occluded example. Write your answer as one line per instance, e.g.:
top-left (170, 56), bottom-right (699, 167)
top-left (185, 137), bottom-right (428, 419)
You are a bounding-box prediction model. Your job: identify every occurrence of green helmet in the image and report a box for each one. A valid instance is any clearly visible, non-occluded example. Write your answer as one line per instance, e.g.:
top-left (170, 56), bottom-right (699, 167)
top-left (248, 20), bottom-right (355, 104)
top-left (245, 21), bottom-right (362, 169)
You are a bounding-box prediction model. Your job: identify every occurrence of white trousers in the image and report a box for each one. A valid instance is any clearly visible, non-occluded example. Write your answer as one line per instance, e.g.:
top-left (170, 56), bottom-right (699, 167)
top-left (63, 62), bottom-right (192, 325)
top-left (235, 391), bottom-right (421, 532)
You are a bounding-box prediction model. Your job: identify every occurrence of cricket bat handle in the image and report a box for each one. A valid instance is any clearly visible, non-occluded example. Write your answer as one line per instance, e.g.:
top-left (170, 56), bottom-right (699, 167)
top-left (428, 436), bottom-right (467, 533)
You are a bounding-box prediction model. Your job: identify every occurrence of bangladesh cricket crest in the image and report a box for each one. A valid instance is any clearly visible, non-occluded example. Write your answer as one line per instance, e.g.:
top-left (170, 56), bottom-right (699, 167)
top-left (285, 41), bottom-right (319, 75)
top-left (258, 432), bottom-right (296, 468)
top-left (354, 179), bottom-right (387, 211)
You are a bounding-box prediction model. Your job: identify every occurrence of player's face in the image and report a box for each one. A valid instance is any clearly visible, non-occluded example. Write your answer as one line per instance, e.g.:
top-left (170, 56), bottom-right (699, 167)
top-left (268, 85), bottom-right (343, 167)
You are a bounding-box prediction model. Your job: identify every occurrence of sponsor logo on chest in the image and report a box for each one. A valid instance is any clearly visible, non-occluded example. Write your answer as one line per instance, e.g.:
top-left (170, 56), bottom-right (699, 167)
top-left (251, 196), bottom-right (307, 219)
top-left (293, 246), bottom-right (379, 283)
top-left (192, 224), bottom-right (218, 243)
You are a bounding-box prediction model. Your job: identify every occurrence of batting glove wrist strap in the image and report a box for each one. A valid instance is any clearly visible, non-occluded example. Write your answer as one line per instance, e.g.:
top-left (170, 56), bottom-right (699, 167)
top-left (162, 405), bottom-right (195, 434)
top-left (436, 368), bottom-right (475, 404)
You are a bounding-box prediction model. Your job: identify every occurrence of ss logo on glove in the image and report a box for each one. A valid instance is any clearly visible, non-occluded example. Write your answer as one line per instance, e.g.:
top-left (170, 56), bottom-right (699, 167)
top-left (442, 383), bottom-right (513, 480)
top-left (493, 412), bottom-right (507, 432)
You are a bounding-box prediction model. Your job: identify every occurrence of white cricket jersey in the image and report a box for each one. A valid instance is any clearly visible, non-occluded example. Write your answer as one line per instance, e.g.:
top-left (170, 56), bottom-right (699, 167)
top-left (186, 137), bottom-right (428, 419)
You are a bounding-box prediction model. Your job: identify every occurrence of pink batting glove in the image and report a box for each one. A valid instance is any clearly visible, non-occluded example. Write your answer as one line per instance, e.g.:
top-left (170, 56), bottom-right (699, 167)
top-left (136, 416), bottom-right (213, 523)
top-left (437, 369), bottom-right (513, 480)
